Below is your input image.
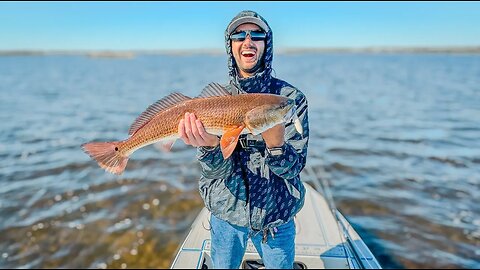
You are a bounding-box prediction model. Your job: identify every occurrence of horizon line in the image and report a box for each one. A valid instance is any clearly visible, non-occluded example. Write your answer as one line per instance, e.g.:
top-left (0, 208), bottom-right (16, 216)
top-left (1, 46), bottom-right (480, 57)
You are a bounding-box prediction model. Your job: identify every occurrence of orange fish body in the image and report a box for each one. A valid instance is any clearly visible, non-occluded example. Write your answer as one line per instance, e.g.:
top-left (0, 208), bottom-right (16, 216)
top-left (82, 83), bottom-right (301, 175)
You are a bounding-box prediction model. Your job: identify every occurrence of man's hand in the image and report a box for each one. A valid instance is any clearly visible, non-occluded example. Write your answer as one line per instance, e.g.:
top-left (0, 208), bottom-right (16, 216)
top-left (261, 124), bottom-right (285, 148)
top-left (178, 112), bottom-right (220, 147)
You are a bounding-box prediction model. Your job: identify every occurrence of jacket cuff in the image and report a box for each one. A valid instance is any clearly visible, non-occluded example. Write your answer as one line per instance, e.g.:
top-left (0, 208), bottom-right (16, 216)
top-left (197, 145), bottom-right (221, 161)
top-left (265, 143), bottom-right (299, 176)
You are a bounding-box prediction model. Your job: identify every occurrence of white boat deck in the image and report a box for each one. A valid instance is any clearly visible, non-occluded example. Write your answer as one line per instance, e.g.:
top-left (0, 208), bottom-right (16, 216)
top-left (171, 166), bottom-right (381, 269)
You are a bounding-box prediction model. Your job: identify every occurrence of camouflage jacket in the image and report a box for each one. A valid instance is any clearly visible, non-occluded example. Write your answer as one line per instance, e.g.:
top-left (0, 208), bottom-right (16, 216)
top-left (197, 10), bottom-right (309, 232)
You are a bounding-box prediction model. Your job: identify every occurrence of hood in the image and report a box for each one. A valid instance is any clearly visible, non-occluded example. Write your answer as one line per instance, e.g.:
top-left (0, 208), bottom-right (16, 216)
top-left (225, 10), bottom-right (275, 94)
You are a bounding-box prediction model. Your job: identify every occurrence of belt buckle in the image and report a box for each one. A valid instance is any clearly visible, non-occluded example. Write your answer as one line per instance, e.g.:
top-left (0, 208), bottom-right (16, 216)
top-left (239, 137), bottom-right (248, 149)
top-left (239, 137), bottom-right (266, 152)
top-left (240, 137), bottom-right (256, 150)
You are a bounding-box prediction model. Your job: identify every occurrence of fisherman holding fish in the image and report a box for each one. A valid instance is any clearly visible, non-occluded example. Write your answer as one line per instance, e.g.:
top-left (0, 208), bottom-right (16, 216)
top-left (178, 10), bottom-right (309, 269)
top-left (82, 9), bottom-right (308, 269)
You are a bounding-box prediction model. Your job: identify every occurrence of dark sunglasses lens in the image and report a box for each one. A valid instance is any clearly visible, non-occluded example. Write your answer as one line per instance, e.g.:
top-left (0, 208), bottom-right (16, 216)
top-left (250, 31), bottom-right (266, 41)
top-left (231, 32), bottom-right (247, 41)
top-left (230, 31), bottom-right (266, 41)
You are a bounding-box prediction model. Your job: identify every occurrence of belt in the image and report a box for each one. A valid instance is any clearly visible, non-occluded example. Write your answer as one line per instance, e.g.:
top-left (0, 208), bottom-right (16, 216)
top-left (238, 137), bottom-right (266, 151)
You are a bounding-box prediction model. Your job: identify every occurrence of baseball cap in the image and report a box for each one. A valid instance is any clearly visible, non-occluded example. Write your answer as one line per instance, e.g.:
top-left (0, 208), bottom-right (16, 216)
top-left (227, 14), bottom-right (270, 35)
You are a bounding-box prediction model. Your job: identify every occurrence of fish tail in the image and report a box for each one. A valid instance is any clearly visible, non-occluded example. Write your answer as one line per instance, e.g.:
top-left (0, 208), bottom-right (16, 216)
top-left (82, 141), bottom-right (129, 175)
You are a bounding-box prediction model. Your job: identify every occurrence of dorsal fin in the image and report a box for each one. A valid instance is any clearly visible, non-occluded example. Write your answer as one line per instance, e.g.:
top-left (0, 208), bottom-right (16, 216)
top-left (197, 82), bottom-right (231, 98)
top-left (128, 92), bottom-right (191, 136)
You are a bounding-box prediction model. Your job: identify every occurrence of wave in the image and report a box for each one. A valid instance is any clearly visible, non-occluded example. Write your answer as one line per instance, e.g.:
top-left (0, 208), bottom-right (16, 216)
top-left (428, 156), bottom-right (467, 168)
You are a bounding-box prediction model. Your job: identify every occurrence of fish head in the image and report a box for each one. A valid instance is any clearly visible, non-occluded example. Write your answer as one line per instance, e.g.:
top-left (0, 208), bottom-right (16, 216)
top-left (245, 96), bottom-right (297, 135)
top-left (278, 98), bottom-right (304, 134)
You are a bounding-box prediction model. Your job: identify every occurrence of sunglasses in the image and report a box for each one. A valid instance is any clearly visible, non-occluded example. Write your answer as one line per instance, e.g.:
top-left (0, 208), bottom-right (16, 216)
top-left (230, 30), bottom-right (266, 41)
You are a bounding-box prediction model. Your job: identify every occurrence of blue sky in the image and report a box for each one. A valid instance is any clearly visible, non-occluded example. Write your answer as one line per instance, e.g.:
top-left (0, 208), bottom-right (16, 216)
top-left (1, 1), bottom-right (480, 50)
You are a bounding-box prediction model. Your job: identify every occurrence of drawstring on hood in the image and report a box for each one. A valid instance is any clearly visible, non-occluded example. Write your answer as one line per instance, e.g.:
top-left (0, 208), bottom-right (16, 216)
top-left (225, 10), bottom-right (276, 94)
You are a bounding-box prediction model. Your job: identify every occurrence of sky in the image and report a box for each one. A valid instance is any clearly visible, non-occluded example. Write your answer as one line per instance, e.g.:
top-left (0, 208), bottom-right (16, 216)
top-left (1, 1), bottom-right (480, 51)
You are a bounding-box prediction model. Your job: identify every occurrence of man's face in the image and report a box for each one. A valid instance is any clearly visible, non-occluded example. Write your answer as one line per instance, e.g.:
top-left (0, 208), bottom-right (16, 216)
top-left (230, 23), bottom-right (266, 78)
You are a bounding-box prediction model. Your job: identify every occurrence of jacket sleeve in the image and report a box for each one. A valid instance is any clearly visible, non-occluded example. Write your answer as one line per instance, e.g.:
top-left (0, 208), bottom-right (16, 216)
top-left (196, 145), bottom-right (234, 179)
top-left (265, 90), bottom-right (309, 180)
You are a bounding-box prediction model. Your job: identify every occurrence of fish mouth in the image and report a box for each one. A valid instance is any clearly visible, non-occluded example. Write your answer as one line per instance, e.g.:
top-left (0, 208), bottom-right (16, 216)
top-left (284, 104), bottom-right (295, 121)
top-left (282, 99), bottom-right (303, 134)
top-left (281, 100), bottom-right (295, 123)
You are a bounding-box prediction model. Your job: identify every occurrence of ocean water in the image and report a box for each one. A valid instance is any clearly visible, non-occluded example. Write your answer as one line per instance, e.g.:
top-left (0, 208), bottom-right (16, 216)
top-left (0, 53), bottom-right (479, 268)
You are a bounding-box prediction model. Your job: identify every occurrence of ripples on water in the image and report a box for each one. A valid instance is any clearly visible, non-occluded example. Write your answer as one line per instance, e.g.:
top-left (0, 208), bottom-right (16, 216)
top-left (0, 54), bottom-right (479, 268)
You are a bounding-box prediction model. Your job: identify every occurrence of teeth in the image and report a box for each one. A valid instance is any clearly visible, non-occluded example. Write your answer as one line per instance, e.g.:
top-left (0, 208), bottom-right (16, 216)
top-left (241, 50), bottom-right (255, 56)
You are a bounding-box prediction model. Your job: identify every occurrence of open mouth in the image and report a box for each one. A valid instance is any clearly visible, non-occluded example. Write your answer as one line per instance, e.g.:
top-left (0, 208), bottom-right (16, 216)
top-left (241, 50), bottom-right (256, 60)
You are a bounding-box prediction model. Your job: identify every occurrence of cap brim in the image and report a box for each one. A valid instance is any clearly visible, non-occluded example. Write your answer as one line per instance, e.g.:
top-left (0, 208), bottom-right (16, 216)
top-left (227, 16), bottom-right (270, 35)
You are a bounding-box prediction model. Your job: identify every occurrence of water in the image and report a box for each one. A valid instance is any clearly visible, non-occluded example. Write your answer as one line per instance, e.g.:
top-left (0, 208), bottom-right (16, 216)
top-left (1, 53), bottom-right (479, 268)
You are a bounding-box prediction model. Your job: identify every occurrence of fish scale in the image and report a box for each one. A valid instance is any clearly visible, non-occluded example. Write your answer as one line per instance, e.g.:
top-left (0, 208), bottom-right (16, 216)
top-left (122, 94), bottom-right (275, 152)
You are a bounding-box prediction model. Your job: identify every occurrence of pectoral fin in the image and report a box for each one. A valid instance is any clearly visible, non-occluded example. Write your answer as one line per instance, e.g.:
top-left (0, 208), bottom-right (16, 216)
top-left (220, 125), bottom-right (245, 159)
top-left (154, 139), bottom-right (177, 152)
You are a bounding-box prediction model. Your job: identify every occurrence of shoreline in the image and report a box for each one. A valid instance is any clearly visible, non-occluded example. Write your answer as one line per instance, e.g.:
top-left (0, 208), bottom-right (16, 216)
top-left (1, 46), bottom-right (480, 57)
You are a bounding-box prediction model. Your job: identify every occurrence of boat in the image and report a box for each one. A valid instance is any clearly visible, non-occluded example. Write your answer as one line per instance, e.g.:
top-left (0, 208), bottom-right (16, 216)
top-left (170, 164), bottom-right (382, 269)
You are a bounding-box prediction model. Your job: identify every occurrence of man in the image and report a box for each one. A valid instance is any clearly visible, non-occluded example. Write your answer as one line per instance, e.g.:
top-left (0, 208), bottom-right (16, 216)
top-left (178, 10), bottom-right (309, 269)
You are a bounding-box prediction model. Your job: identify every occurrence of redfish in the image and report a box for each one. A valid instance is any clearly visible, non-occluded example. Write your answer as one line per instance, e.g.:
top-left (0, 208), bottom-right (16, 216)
top-left (82, 83), bottom-right (302, 175)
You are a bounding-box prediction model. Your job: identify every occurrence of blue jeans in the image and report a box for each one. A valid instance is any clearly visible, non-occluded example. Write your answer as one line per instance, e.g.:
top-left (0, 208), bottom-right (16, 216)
top-left (210, 214), bottom-right (295, 269)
